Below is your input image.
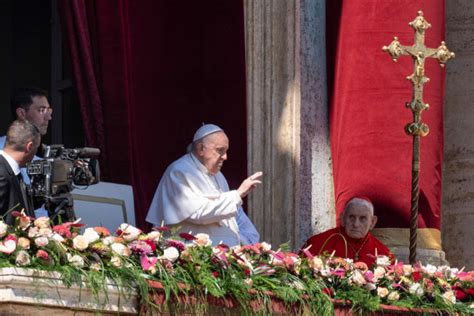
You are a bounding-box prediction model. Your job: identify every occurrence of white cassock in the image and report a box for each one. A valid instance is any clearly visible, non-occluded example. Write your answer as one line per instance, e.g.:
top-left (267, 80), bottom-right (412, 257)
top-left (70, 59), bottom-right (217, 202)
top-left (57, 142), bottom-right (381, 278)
top-left (146, 153), bottom-right (259, 246)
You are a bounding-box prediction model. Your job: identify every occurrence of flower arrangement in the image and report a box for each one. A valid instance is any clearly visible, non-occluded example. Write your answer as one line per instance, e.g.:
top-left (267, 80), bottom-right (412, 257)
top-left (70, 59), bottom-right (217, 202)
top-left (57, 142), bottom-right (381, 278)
top-left (0, 211), bottom-right (473, 315)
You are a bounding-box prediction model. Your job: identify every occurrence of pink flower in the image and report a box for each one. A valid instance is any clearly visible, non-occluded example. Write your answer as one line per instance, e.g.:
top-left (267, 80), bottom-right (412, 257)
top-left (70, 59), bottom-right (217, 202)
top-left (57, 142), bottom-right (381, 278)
top-left (36, 249), bottom-right (49, 261)
top-left (129, 240), bottom-right (155, 255)
top-left (331, 269), bottom-right (346, 277)
top-left (140, 254), bottom-right (158, 271)
top-left (53, 223), bottom-right (72, 238)
top-left (0, 236), bottom-right (16, 254)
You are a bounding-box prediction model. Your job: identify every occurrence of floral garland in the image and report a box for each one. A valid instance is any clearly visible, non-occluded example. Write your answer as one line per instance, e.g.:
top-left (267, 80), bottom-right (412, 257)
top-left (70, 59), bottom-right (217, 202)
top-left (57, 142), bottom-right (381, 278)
top-left (0, 211), bottom-right (473, 314)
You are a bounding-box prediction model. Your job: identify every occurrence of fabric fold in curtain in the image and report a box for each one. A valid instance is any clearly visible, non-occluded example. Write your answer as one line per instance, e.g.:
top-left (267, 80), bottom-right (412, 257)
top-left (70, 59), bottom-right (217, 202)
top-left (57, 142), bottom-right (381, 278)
top-left (58, 0), bottom-right (248, 231)
top-left (59, 0), bottom-right (107, 173)
top-left (329, 1), bottom-right (445, 231)
top-left (59, 0), bottom-right (143, 227)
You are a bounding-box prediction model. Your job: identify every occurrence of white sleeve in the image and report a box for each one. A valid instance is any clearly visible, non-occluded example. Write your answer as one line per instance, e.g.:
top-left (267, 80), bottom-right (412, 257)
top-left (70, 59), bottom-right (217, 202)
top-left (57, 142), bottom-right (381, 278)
top-left (186, 190), bottom-right (242, 225)
top-left (236, 207), bottom-right (260, 244)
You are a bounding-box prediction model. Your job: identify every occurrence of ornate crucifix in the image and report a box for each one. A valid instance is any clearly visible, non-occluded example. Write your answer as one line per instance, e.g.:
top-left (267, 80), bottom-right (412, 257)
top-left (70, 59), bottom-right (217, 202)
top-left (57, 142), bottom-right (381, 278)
top-left (382, 11), bottom-right (454, 264)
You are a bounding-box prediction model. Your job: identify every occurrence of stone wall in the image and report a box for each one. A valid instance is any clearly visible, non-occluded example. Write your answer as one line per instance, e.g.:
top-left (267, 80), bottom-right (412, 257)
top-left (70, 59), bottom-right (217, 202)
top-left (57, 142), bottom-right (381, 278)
top-left (443, 0), bottom-right (474, 270)
top-left (244, 0), bottom-right (334, 249)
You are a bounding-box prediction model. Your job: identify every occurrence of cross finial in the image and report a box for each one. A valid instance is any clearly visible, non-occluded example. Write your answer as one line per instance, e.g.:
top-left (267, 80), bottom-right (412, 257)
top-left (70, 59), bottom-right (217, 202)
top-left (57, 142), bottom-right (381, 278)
top-left (382, 11), bottom-right (454, 265)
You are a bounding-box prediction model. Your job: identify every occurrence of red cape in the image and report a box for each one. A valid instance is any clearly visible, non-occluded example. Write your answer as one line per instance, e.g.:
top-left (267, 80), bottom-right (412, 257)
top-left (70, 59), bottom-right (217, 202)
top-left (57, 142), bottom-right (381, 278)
top-left (301, 227), bottom-right (394, 267)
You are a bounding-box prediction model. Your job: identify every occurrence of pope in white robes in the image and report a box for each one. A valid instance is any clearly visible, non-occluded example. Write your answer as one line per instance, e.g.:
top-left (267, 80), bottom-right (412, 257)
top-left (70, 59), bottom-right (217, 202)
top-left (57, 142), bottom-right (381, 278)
top-left (146, 124), bottom-right (261, 246)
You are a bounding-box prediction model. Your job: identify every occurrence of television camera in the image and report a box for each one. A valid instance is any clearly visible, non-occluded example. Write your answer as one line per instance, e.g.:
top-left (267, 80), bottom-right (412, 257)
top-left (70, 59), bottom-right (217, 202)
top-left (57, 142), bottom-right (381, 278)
top-left (26, 145), bottom-right (100, 222)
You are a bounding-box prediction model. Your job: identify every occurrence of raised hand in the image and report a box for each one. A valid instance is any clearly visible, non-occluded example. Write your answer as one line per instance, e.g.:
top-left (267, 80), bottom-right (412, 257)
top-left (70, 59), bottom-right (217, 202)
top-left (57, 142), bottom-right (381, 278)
top-left (237, 171), bottom-right (263, 198)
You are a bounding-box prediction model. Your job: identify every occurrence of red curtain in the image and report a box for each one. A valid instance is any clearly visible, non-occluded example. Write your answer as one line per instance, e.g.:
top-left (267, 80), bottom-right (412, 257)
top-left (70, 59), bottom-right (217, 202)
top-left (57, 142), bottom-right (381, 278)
top-left (330, 0), bottom-right (445, 230)
top-left (59, 0), bottom-right (248, 230)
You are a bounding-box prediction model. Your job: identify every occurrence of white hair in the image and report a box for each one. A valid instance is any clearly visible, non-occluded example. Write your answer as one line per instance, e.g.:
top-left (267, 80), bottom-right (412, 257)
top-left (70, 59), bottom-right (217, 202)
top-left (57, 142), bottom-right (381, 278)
top-left (342, 197), bottom-right (374, 218)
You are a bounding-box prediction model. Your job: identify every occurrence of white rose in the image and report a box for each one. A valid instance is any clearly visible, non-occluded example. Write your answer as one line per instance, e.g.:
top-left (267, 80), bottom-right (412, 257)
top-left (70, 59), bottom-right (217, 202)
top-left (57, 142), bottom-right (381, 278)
top-left (118, 223), bottom-right (141, 241)
top-left (409, 283), bottom-right (424, 297)
top-left (373, 266), bottom-right (386, 281)
top-left (67, 254), bottom-right (85, 268)
top-left (35, 236), bottom-right (49, 247)
top-left (0, 221), bottom-right (8, 238)
top-left (161, 247), bottom-right (179, 263)
top-left (51, 233), bottom-right (65, 243)
top-left (102, 236), bottom-right (117, 245)
top-left (15, 250), bottom-right (31, 266)
top-left (72, 235), bottom-right (90, 251)
top-left (351, 270), bottom-right (367, 286)
top-left (388, 291), bottom-right (400, 301)
top-left (83, 228), bottom-right (100, 243)
top-left (442, 290), bottom-right (456, 304)
top-left (111, 243), bottom-right (131, 257)
top-left (38, 228), bottom-right (53, 237)
top-left (423, 264), bottom-right (437, 276)
top-left (260, 242), bottom-right (272, 252)
top-left (147, 231), bottom-right (162, 242)
top-left (403, 264), bottom-right (413, 276)
top-left (17, 237), bottom-right (30, 249)
top-left (308, 257), bottom-right (324, 272)
top-left (377, 287), bottom-right (389, 298)
top-left (110, 256), bottom-right (122, 268)
top-left (34, 217), bottom-right (50, 229)
top-left (364, 282), bottom-right (377, 291)
top-left (193, 233), bottom-right (212, 247)
top-left (376, 255), bottom-right (391, 267)
top-left (28, 227), bottom-right (39, 238)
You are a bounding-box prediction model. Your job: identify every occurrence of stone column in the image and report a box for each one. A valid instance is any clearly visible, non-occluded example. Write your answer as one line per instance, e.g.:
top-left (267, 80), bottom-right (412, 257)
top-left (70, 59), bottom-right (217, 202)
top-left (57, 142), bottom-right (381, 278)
top-left (244, 0), bottom-right (334, 249)
top-left (443, 0), bottom-right (474, 270)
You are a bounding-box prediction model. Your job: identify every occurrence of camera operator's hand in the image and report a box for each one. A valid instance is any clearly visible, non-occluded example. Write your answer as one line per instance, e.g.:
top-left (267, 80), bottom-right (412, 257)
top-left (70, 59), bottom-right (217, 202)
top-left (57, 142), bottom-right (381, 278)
top-left (237, 171), bottom-right (263, 198)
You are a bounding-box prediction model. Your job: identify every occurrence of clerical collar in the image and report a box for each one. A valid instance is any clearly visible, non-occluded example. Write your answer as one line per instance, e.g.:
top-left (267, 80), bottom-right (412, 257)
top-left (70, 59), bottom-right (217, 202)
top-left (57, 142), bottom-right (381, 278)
top-left (339, 226), bottom-right (369, 244)
top-left (189, 153), bottom-right (214, 176)
top-left (189, 153), bottom-right (221, 192)
top-left (0, 150), bottom-right (21, 175)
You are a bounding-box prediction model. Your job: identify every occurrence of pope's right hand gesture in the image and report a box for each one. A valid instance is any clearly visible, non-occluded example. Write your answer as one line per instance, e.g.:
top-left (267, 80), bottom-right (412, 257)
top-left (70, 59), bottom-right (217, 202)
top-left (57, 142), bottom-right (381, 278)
top-left (237, 171), bottom-right (263, 198)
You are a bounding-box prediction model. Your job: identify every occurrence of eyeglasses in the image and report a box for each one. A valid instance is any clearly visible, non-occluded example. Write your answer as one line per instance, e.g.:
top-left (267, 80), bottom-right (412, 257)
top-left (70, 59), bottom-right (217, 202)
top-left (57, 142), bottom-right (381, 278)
top-left (202, 144), bottom-right (227, 157)
top-left (36, 107), bottom-right (53, 115)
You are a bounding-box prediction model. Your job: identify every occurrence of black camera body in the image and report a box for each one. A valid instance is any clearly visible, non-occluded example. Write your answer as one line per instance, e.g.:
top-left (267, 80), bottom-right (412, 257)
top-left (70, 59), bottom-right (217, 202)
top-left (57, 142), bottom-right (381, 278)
top-left (26, 145), bottom-right (100, 221)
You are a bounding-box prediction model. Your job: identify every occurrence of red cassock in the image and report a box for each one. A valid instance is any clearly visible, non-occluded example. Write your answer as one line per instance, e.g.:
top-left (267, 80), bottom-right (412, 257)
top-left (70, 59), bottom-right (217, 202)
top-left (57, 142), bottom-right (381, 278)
top-left (301, 227), bottom-right (394, 267)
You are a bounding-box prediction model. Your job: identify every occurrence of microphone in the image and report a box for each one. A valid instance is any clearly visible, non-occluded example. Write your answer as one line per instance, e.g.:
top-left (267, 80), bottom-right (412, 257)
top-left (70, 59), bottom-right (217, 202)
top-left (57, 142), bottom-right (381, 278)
top-left (78, 147), bottom-right (101, 158)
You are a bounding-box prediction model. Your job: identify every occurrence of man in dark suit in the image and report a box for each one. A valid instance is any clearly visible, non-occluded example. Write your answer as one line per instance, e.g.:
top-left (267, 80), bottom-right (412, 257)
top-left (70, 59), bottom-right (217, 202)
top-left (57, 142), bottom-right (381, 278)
top-left (0, 120), bottom-right (40, 225)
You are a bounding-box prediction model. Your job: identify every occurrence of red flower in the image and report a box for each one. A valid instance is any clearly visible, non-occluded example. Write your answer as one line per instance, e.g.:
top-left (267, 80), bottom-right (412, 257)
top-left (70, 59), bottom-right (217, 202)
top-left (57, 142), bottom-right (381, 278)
top-left (322, 288), bottom-right (334, 297)
top-left (412, 271), bottom-right (422, 282)
top-left (144, 239), bottom-right (156, 252)
top-left (166, 239), bottom-right (185, 252)
top-left (465, 288), bottom-right (474, 298)
top-left (179, 232), bottom-right (196, 241)
top-left (453, 286), bottom-right (468, 301)
top-left (212, 271), bottom-right (219, 278)
top-left (153, 226), bottom-right (170, 232)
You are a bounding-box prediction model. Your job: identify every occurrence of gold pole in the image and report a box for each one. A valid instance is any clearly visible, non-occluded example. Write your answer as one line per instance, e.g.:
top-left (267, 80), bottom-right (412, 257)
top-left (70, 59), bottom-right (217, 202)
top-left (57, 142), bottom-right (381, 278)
top-left (382, 11), bottom-right (454, 264)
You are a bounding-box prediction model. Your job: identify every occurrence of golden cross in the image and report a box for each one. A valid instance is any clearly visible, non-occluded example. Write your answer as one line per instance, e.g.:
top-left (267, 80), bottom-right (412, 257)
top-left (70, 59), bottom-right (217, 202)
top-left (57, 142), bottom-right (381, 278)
top-left (382, 11), bottom-right (454, 264)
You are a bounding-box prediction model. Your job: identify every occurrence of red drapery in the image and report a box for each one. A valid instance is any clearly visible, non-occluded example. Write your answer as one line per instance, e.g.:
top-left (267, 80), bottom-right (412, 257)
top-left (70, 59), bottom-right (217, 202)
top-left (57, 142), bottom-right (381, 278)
top-left (330, 0), bottom-right (445, 230)
top-left (59, 0), bottom-right (248, 230)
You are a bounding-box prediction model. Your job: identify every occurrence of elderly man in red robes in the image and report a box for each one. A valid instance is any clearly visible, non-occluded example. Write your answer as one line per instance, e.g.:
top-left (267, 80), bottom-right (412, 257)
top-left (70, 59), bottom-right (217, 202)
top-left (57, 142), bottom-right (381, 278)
top-left (301, 197), bottom-right (394, 266)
